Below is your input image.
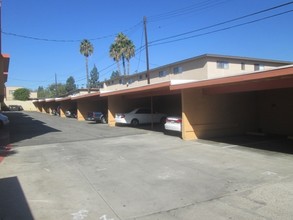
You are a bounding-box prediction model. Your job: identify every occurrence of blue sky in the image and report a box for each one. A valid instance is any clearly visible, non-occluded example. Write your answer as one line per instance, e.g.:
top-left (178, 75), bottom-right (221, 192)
top-left (2, 0), bottom-right (293, 90)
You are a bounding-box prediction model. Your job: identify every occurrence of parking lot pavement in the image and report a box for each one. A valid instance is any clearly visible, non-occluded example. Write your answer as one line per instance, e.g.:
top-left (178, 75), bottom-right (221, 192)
top-left (1, 112), bottom-right (293, 220)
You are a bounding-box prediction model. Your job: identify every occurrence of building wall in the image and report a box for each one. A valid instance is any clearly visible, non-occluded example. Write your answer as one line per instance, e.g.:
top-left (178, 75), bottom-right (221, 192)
top-left (102, 55), bottom-right (289, 93)
top-left (5, 100), bottom-right (38, 111)
top-left (182, 88), bottom-right (258, 140)
top-left (5, 86), bottom-right (37, 101)
top-left (102, 58), bottom-right (208, 92)
top-left (206, 57), bottom-right (287, 79)
top-left (257, 88), bottom-right (293, 135)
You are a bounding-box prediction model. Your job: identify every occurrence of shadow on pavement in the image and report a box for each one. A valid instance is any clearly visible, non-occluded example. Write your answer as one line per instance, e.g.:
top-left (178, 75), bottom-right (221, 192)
top-left (0, 176), bottom-right (34, 220)
top-left (205, 134), bottom-right (293, 154)
top-left (2, 112), bottom-right (61, 147)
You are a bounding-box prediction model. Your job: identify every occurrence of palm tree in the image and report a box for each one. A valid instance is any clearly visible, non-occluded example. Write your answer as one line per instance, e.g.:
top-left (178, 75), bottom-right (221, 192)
top-left (80, 39), bottom-right (94, 93)
top-left (109, 33), bottom-right (135, 76)
top-left (109, 43), bottom-right (122, 76)
top-left (124, 39), bottom-right (135, 75)
top-left (115, 33), bottom-right (128, 75)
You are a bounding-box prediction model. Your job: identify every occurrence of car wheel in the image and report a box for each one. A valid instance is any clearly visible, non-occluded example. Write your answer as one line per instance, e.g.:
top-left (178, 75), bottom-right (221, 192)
top-left (131, 119), bottom-right (139, 127)
top-left (101, 117), bottom-right (107, 124)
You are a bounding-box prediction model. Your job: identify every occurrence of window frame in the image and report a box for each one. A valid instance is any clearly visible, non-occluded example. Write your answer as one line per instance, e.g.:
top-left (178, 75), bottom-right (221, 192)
top-left (173, 66), bottom-right (183, 74)
top-left (254, 64), bottom-right (265, 71)
top-left (217, 61), bottom-right (229, 69)
top-left (159, 70), bottom-right (168, 77)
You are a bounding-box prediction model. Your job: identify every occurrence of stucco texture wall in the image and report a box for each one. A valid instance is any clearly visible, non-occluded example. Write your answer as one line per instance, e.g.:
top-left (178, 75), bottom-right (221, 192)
top-left (182, 89), bottom-right (257, 140)
top-left (257, 88), bottom-right (293, 135)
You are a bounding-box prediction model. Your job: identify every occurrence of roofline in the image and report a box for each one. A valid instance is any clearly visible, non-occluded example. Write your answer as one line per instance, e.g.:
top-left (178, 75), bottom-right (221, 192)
top-left (100, 81), bottom-right (171, 97)
top-left (71, 91), bottom-right (101, 100)
top-left (202, 54), bottom-right (292, 64)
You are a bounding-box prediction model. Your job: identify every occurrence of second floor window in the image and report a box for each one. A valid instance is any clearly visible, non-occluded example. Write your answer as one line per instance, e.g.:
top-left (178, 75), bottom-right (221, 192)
top-left (217, 61), bottom-right (229, 69)
top-left (254, 64), bottom-right (264, 71)
top-left (159, 70), bottom-right (168, 77)
top-left (173, 66), bottom-right (183, 74)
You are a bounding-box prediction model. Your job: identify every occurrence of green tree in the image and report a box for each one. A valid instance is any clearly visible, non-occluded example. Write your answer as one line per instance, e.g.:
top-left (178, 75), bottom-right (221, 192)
top-left (37, 86), bottom-right (47, 99)
top-left (65, 76), bottom-right (77, 93)
top-left (80, 39), bottom-right (94, 93)
top-left (89, 65), bottom-right (99, 88)
top-left (48, 83), bottom-right (66, 98)
top-left (110, 70), bottom-right (120, 79)
top-left (13, 88), bottom-right (30, 100)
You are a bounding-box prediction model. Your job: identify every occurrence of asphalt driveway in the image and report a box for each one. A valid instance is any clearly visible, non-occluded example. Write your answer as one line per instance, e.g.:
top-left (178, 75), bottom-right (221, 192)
top-left (1, 112), bottom-right (293, 220)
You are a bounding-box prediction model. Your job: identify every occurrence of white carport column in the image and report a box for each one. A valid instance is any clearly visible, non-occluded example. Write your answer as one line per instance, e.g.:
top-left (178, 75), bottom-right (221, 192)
top-left (181, 89), bottom-right (198, 140)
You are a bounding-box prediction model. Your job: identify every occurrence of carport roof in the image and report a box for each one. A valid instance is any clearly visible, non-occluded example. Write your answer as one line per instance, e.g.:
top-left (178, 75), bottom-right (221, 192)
top-left (33, 65), bottom-right (293, 104)
top-left (170, 65), bottom-right (293, 94)
top-left (100, 81), bottom-right (173, 98)
top-left (71, 92), bottom-right (101, 100)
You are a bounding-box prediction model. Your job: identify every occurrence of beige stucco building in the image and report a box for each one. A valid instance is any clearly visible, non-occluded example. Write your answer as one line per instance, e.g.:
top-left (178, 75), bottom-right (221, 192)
top-left (101, 54), bottom-right (289, 92)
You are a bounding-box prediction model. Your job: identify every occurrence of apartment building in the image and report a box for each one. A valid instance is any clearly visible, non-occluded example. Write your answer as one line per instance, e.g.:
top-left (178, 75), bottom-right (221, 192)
top-left (101, 54), bottom-right (291, 92)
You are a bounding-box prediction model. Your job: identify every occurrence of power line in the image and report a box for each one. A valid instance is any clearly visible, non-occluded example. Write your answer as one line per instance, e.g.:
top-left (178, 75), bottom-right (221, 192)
top-left (149, 10), bottom-right (293, 47)
top-left (148, 0), bottom-right (230, 22)
top-left (1, 21), bottom-right (143, 43)
top-left (149, 1), bottom-right (293, 44)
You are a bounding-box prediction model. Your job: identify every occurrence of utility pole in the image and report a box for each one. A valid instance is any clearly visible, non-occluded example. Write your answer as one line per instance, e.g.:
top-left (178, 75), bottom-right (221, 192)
top-left (143, 16), bottom-right (150, 84)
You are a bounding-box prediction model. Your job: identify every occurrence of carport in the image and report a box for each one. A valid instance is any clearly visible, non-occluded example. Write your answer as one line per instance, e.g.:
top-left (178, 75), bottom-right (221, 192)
top-left (56, 97), bottom-right (77, 118)
top-left (171, 65), bottom-right (293, 140)
top-left (43, 98), bottom-right (59, 115)
top-left (101, 82), bottom-right (181, 127)
top-left (71, 92), bottom-right (108, 121)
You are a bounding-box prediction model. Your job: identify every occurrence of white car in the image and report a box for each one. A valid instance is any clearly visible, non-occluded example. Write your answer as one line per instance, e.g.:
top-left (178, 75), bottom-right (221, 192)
top-left (164, 116), bottom-right (182, 132)
top-left (115, 108), bottom-right (166, 126)
top-left (0, 113), bottom-right (9, 128)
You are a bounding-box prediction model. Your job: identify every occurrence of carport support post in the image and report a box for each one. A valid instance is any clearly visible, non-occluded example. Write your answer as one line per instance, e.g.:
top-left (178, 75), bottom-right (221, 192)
top-left (108, 95), bottom-right (125, 127)
top-left (181, 89), bottom-right (197, 140)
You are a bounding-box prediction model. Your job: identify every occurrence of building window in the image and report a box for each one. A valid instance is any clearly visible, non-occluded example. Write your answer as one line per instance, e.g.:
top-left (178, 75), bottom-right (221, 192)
top-left (9, 90), bottom-right (15, 95)
top-left (138, 75), bottom-right (143, 80)
top-left (173, 66), bottom-right (183, 74)
top-left (254, 64), bottom-right (264, 71)
top-left (128, 78), bottom-right (134, 84)
top-left (241, 62), bottom-right (245, 70)
top-left (159, 70), bottom-right (168, 77)
top-left (217, 61), bottom-right (229, 69)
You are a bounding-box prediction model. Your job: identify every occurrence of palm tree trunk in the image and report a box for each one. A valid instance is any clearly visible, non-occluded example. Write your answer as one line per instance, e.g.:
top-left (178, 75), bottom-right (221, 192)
top-left (122, 55), bottom-right (126, 75)
top-left (85, 57), bottom-right (90, 93)
top-left (127, 60), bottom-right (130, 75)
top-left (117, 61), bottom-right (121, 76)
